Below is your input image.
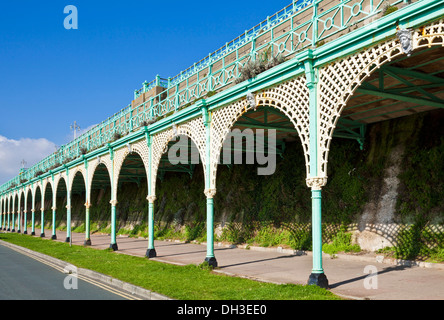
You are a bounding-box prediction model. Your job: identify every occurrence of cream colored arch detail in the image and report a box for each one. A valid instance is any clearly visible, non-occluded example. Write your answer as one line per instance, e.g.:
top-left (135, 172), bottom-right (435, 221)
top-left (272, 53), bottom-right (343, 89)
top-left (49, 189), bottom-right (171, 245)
top-left (209, 75), bottom-right (310, 188)
top-left (112, 139), bottom-right (150, 201)
top-left (150, 116), bottom-right (207, 196)
top-left (316, 19), bottom-right (444, 183)
top-left (86, 154), bottom-right (113, 204)
top-left (68, 164), bottom-right (87, 195)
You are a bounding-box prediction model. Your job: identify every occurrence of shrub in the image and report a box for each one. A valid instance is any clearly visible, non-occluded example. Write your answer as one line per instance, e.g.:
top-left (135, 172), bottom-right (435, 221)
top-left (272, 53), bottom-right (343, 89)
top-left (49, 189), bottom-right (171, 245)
top-left (322, 230), bottom-right (361, 255)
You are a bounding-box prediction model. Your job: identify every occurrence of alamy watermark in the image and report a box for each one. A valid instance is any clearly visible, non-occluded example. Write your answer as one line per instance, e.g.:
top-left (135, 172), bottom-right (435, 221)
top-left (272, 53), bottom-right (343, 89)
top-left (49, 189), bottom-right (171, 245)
top-left (64, 5), bottom-right (78, 30)
top-left (167, 128), bottom-right (277, 176)
top-left (363, 265), bottom-right (378, 290)
top-left (63, 264), bottom-right (78, 290)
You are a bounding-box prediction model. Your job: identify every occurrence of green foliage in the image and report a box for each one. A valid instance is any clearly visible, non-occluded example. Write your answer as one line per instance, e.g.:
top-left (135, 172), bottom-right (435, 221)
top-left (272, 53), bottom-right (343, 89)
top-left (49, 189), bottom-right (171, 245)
top-left (383, 5), bottom-right (398, 16)
top-left (429, 247), bottom-right (444, 263)
top-left (250, 224), bottom-right (293, 247)
top-left (37, 109), bottom-right (444, 262)
top-left (235, 47), bottom-right (286, 84)
top-left (322, 230), bottom-right (361, 255)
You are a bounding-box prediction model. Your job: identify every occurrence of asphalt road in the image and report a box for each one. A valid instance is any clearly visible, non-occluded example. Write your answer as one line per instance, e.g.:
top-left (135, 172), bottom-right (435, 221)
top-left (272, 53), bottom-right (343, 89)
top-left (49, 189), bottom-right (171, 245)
top-left (0, 243), bottom-right (132, 300)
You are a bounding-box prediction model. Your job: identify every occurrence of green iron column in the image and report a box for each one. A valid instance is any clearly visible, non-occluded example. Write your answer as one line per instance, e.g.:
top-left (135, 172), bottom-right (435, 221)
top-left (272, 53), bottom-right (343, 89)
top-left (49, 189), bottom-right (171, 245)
top-left (146, 196), bottom-right (156, 258)
top-left (17, 209), bottom-right (21, 233)
top-left (51, 190), bottom-right (57, 240)
top-left (40, 190), bottom-right (45, 237)
top-left (23, 195), bottom-right (28, 234)
top-left (109, 146), bottom-right (118, 251)
top-left (40, 206), bottom-right (45, 237)
top-left (66, 201), bottom-right (71, 243)
top-left (17, 196), bottom-right (21, 233)
top-left (110, 200), bottom-right (118, 250)
top-left (31, 208), bottom-right (35, 235)
top-left (201, 102), bottom-right (217, 268)
top-left (11, 200), bottom-right (15, 232)
top-left (304, 53), bottom-right (329, 288)
top-left (145, 130), bottom-right (157, 258)
top-left (84, 203), bottom-right (91, 245)
top-left (65, 169), bottom-right (72, 243)
top-left (84, 159), bottom-right (91, 246)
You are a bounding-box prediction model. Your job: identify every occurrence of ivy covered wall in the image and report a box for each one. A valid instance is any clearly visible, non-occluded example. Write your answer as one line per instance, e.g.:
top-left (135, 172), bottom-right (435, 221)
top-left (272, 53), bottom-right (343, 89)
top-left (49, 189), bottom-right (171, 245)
top-left (40, 109), bottom-right (444, 262)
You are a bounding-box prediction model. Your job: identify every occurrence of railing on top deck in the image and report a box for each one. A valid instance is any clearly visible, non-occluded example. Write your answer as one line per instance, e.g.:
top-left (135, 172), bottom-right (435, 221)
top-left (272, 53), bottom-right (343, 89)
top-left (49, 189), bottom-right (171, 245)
top-left (1, 0), bottom-right (411, 192)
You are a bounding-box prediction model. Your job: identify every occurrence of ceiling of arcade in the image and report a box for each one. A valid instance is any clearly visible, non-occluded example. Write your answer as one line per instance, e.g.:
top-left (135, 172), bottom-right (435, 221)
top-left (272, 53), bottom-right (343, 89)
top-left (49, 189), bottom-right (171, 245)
top-left (341, 46), bottom-right (444, 124)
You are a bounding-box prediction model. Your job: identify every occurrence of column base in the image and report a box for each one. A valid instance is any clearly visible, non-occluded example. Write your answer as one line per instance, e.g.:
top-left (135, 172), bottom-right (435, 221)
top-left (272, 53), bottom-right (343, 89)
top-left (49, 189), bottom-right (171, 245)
top-left (65, 237), bottom-right (70, 243)
top-left (24, 231), bottom-right (27, 235)
top-left (17, 230), bottom-right (21, 233)
top-left (204, 256), bottom-right (218, 268)
top-left (109, 243), bottom-right (118, 251)
top-left (40, 233), bottom-right (45, 238)
top-left (11, 229), bottom-right (15, 232)
top-left (31, 231), bottom-right (35, 235)
top-left (84, 239), bottom-right (91, 246)
top-left (145, 248), bottom-right (157, 258)
top-left (307, 272), bottom-right (329, 289)
top-left (51, 235), bottom-right (57, 240)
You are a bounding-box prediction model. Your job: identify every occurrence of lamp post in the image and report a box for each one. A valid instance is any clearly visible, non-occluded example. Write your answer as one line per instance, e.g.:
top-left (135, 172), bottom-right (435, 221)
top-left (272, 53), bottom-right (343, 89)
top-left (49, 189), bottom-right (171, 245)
top-left (70, 121), bottom-right (81, 140)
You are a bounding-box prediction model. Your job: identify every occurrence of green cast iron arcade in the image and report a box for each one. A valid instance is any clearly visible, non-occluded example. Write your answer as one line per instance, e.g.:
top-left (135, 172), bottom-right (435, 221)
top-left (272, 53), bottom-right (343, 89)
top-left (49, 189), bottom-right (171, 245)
top-left (1, 0), bottom-right (444, 288)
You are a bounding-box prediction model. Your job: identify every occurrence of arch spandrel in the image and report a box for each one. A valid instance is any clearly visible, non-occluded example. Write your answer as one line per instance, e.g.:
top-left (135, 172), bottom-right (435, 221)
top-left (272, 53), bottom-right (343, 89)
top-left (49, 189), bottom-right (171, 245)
top-left (316, 19), bottom-right (444, 181)
top-left (209, 75), bottom-right (310, 189)
top-left (86, 154), bottom-right (113, 202)
top-left (151, 116), bottom-right (207, 196)
top-left (53, 171), bottom-right (68, 196)
top-left (112, 139), bottom-right (151, 201)
top-left (68, 164), bottom-right (87, 194)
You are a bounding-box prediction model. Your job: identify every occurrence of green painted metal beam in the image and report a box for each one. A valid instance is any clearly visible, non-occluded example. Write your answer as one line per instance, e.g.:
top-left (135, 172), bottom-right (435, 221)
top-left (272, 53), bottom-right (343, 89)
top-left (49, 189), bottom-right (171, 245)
top-left (356, 87), bottom-right (444, 109)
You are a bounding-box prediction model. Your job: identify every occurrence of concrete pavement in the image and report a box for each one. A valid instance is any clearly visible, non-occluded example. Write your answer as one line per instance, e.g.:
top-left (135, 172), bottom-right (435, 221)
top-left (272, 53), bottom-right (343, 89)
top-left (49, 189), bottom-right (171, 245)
top-left (8, 228), bottom-right (444, 300)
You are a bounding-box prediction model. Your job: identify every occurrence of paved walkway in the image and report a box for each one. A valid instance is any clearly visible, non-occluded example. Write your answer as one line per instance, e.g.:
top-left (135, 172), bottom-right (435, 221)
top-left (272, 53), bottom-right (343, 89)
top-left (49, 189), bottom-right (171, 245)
top-left (11, 228), bottom-right (444, 300)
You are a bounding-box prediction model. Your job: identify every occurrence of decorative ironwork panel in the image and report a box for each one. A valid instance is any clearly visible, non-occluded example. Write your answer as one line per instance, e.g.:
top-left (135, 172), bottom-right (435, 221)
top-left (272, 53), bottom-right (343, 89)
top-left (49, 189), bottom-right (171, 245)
top-left (210, 75), bottom-right (310, 188)
top-left (151, 116), bottom-right (207, 196)
top-left (317, 19), bottom-right (444, 179)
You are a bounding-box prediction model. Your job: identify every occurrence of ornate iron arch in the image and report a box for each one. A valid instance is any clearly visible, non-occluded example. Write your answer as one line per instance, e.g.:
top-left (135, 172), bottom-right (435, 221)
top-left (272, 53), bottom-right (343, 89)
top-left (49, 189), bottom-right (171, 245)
top-left (316, 19), bottom-right (444, 183)
top-left (209, 75), bottom-right (310, 189)
top-left (150, 116), bottom-right (207, 197)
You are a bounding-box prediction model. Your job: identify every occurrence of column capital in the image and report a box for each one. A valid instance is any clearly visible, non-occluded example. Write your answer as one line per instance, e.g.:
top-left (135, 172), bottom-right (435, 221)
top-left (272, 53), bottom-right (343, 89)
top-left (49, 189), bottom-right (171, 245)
top-left (146, 195), bottom-right (157, 203)
top-left (306, 177), bottom-right (327, 190)
top-left (110, 199), bottom-right (118, 206)
top-left (84, 202), bottom-right (91, 209)
top-left (204, 188), bottom-right (217, 199)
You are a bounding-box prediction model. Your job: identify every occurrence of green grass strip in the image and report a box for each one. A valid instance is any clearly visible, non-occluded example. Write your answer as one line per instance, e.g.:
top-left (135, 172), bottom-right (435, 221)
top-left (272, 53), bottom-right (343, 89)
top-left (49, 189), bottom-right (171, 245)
top-left (0, 233), bottom-right (340, 300)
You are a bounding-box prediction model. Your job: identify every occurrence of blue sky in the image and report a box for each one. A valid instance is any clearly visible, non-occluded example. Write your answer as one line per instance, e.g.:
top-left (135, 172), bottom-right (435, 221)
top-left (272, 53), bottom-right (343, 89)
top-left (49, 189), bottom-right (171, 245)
top-left (0, 0), bottom-right (291, 184)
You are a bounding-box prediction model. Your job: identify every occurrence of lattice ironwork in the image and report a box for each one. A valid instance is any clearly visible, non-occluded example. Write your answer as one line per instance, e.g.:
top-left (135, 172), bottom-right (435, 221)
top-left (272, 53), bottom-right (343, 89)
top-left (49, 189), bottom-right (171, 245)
top-left (210, 75), bottom-right (310, 188)
top-left (317, 19), bottom-right (444, 180)
top-left (151, 116), bottom-right (207, 196)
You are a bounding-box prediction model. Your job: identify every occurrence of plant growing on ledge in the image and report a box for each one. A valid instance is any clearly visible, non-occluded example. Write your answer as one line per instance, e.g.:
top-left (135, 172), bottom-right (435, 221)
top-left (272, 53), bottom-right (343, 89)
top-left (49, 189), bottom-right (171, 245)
top-left (139, 118), bottom-right (157, 128)
top-left (112, 132), bottom-right (122, 142)
top-left (235, 48), bottom-right (286, 84)
top-left (34, 170), bottom-right (44, 178)
top-left (383, 4), bottom-right (398, 16)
